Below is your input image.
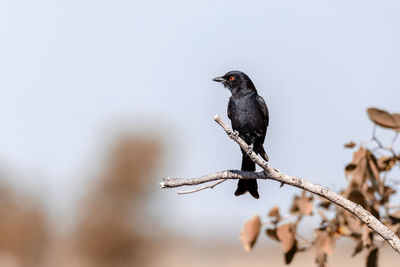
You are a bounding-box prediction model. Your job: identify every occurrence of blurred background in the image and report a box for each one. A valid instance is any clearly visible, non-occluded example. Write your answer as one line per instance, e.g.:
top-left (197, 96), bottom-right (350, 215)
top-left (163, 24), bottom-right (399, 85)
top-left (1, 0), bottom-right (400, 266)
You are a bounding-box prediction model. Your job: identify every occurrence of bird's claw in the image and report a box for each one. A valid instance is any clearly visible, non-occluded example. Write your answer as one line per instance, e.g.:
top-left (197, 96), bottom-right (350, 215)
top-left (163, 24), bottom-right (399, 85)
top-left (228, 130), bottom-right (239, 140)
top-left (247, 144), bottom-right (254, 155)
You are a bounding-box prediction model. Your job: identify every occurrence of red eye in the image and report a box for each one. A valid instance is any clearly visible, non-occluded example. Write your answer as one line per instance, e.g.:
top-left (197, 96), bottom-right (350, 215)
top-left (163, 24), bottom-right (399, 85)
top-left (229, 76), bottom-right (235, 81)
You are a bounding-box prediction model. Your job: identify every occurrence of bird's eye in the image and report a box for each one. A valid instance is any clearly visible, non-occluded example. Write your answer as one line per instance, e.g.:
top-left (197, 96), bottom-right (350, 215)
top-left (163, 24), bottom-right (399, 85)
top-left (229, 76), bottom-right (235, 81)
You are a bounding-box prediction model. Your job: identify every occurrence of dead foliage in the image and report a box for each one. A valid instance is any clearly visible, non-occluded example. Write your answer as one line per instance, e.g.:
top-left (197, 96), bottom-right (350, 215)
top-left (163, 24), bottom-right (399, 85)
top-left (240, 107), bottom-right (400, 267)
top-left (240, 215), bottom-right (261, 251)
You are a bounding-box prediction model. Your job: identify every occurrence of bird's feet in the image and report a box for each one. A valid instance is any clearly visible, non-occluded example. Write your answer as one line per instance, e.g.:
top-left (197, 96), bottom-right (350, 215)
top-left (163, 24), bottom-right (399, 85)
top-left (247, 144), bottom-right (254, 155)
top-left (228, 130), bottom-right (239, 140)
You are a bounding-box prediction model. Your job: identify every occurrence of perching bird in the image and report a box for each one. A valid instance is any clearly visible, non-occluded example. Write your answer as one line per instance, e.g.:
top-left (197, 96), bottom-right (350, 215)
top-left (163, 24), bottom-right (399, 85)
top-left (213, 71), bottom-right (269, 199)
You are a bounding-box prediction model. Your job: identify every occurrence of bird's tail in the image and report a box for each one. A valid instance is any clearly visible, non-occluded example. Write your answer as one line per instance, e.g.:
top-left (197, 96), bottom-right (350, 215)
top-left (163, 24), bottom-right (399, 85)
top-left (234, 154), bottom-right (259, 199)
top-left (258, 145), bottom-right (269, 162)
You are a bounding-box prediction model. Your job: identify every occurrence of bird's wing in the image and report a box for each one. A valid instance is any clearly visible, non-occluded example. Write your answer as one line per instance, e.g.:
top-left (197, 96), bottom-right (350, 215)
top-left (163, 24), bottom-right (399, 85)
top-left (255, 95), bottom-right (269, 160)
top-left (256, 95), bottom-right (269, 126)
top-left (227, 97), bottom-right (232, 120)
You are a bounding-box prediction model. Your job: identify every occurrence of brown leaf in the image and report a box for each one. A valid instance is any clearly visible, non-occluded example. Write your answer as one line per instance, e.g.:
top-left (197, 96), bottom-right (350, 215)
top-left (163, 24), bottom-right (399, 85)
top-left (297, 193), bottom-right (314, 216)
top-left (290, 192), bottom-right (313, 216)
top-left (381, 186), bottom-right (396, 204)
top-left (319, 199), bottom-right (331, 209)
top-left (337, 225), bottom-right (352, 236)
top-left (366, 247), bottom-right (378, 267)
top-left (377, 156), bottom-right (397, 172)
top-left (276, 223), bottom-right (296, 253)
top-left (367, 107), bottom-right (398, 129)
top-left (284, 241), bottom-right (298, 264)
top-left (239, 215), bottom-right (261, 251)
top-left (268, 206), bottom-right (281, 220)
top-left (344, 141), bottom-right (356, 148)
top-left (315, 230), bottom-right (335, 256)
top-left (347, 190), bottom-right (367, 208)
top-left (367, 153), bottom-right (383, 195)
top-left (345, 163), bottom-right (357, 172)
top-left (344, 212), bottom-right (363, 235)
top-left (275, 223), bottom-right (298, 264)
top-left (393, 113), bottom-right (400, 132)
top-left (266, 228), bottom-right (279, 242)
top-left (346, 147), bottom-right (368, 187)
top-left (314, 230), bottom-right (334, 267)
top-left (352, 239), bottom-right (363, 257)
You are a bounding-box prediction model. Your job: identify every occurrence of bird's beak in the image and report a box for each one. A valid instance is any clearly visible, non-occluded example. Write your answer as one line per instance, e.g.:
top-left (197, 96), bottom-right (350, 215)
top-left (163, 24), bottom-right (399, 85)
top-left (212, 76), bottom-right (226, 83)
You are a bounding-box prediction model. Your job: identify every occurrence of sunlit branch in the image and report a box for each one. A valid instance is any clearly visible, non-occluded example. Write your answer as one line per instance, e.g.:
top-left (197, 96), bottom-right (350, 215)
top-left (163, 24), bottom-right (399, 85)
top-left (160, 115), bottom-right (400, 254)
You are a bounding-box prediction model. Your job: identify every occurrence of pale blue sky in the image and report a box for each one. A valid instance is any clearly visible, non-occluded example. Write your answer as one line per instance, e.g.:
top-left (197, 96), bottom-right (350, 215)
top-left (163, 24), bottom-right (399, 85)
top-left (1, 0), bottom-right (400, 239)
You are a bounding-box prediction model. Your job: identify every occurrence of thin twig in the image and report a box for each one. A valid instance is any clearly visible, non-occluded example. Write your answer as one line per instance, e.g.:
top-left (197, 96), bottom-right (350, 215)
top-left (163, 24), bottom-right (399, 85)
top-left (371, 125), bottom-right (398, 157)
top-left (177, 179), bottom-right (227, 195)
top-left (391, 132), bottom-right (398, 148)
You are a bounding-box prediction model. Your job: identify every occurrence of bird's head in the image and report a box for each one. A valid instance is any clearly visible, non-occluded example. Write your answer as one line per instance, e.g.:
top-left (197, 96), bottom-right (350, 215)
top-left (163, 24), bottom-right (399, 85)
top-left (212, 71), bottom-right (256, 95)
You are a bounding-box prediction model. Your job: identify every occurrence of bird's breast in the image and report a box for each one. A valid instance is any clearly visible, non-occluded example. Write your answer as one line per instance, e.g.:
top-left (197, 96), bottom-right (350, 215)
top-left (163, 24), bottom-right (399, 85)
top-left (230, 96), bottom-right (264, 130)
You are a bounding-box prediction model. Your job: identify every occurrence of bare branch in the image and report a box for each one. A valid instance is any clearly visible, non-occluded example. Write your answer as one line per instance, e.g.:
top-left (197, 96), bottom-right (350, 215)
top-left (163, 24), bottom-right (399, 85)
top-left (160, 115), bottom-right (400, 254)
top-left (160, 170), bottom-right (261, 188)
top-left (177, 179), bottom-right (227, 195)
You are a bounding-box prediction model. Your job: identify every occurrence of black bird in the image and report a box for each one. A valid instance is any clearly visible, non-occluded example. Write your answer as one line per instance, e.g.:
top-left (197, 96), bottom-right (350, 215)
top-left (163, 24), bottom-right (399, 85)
top-left (213, 71), bottom-right (269, 199)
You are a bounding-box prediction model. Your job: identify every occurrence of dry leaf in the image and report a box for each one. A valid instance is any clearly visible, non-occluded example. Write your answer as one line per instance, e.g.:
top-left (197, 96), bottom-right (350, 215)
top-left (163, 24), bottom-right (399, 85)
top-left (284, 241), bottom-right (298, 264)
top-left (297, 193), bottom-right (314, 216)
top-left (366, 247), bottom-right (378, 267)
top-left (276, 223), bottom-right (296, 253)
top-left (275, 223), bottom-right (298, 264)
top-left (344, 141), bottom-right (356, 148)
top-left (345, 163), bottom-right (357, 172)
top-left (266, 228), bottom-right (279, 242)
top-left (316, 230), bottom-right (335, 255)
top-left (337, 225), bottom-right (351, 236)
top-left (367, 108), bottom-right (398, 129)
top-left (347, 190), bottom-right (366, 208)
top-left (346, 147), bottom-right (368, 187)
top-left (314, 230), bottom-right (334, 267)
top-left (319, 199), bottom-right (331, 209)
top-left (377, 156), bottom-right (397, 172)
top-left (290, 192), bottom-right (313, 216)
top-left (268, 206), bottom-right (281, 221)
top-left (352, 239), bottom-right (363, 257)
top-left (392, 113), bottom-right (400, 132)
top-left (240, 215), bottom-right (261, 251)
top-left (381, 186), bottom-right (396, 204)
top-left (367, 153), bottom-right (383, 195)
top-left (345, 212), bottom-right (363, 235)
